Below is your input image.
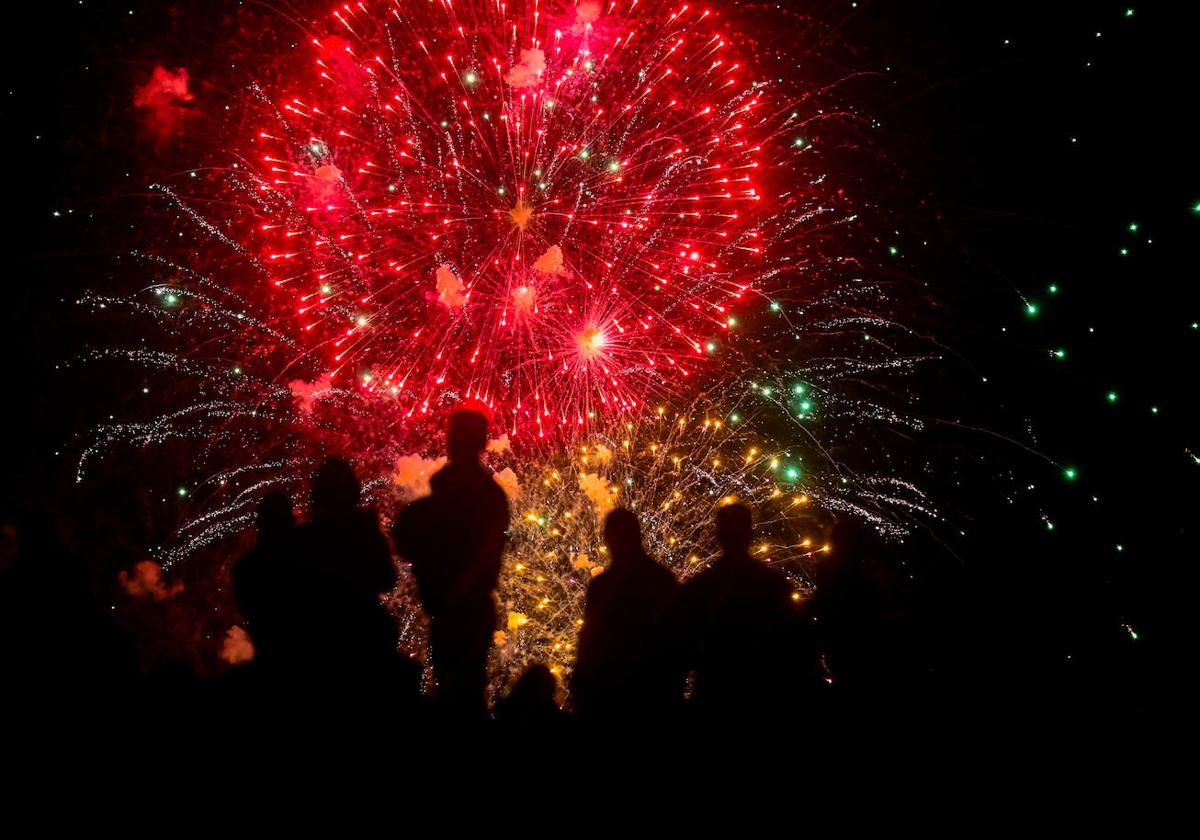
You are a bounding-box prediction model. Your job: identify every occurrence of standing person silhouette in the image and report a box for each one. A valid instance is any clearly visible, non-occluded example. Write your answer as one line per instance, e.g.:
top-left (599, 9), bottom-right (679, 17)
top-left (676, 503), bottom-right (815, 718)
top-left (292, 458), bottom-right (398, 699)
top-left (810, 519), bottom-right (889, 694)
top-left (572, 508), bottom-right (683, 721)
top-left (393, 409), bottom-right (509, 717)
top-left (231, 491), bottom-right (297, 676)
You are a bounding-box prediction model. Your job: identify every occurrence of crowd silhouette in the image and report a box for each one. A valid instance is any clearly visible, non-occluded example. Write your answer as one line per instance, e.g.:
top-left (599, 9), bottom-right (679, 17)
top-left (0, 407), bottom-right (937, 727)
top-left (221, 408), bottom-right (837, 724)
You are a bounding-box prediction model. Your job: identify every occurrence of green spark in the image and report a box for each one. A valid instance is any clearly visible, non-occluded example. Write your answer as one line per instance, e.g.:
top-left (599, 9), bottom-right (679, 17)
top-left (1025, 301), bottom-right (1039, 317)
top-left (1048, 284), bottom-right (1059, 294)
top-left (769, 301), bottom-right (781, 312)
top-left (1119, 247), bottom-right (1130, 256)
top-left (1128, 222), bottom-right (1138, 233)
top-left (888, 246), bottom-right (899, 257)
top-left (1107, 390), bottom-right (1119, 403)
top-left (1063, 467), bottom-right (1077, 481)
top-left (1054, 348), bottom-right (1066, 360)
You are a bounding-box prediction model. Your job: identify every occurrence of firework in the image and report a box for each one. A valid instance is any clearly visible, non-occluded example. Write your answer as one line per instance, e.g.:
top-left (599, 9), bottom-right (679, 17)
top-left (80, 0), bottom-right (940, 688)
top-left (183, 0), bottom-right (810, 438)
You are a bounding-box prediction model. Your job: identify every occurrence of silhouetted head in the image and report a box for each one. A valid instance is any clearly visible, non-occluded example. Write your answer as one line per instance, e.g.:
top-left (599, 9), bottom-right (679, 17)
top-left (311, 457), bottom-right (360, 521)
top-left (604, 507), bottom-right (643, 564)
top-left (716, 503), bottom-right (753, 558)
top-left (818, 519), bottom-right (883, 604)
top-left (503, 663), bottom-right (559, 712)
top-left (448, 409), bottom-right (489, 464)
top-left (825, 519), bottom-right (880, 582)
top-left (255, 491), bottom-right (294, 538)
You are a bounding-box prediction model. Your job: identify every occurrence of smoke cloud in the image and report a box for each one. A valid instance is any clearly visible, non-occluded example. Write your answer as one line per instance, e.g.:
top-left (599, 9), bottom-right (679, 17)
top-left (436, 264), bottom-right (466, 309)
top-left (133, 66), bottom-right (195, 140)
top-left (394, 454), bottom-right (447, 499)
top-left (220, 625), bottom-right (255, 664)
top-left (118, 560), bottom-right (184, 601)
top-left (578, 472), bottom-right (618, 518)
top-left (506, 48), bottom-right (546, 88)
top-left (288, 373), bottom-right (334, 413)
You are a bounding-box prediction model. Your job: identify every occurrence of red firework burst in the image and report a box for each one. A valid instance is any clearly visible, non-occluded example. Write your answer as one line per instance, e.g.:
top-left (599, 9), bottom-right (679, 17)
top-left (235, 0), bottom-right (788, 439)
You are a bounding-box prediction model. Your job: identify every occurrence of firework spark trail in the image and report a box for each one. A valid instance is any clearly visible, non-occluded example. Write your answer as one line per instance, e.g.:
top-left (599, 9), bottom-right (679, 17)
top-left (81, 0), bottom-right (942, 688)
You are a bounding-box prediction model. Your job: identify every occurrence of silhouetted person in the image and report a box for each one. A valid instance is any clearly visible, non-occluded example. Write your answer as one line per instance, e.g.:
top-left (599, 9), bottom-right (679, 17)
top-left (293, 458), bottom-right (398, 694)
top-left (675, 503), bottom-right (815, 717)
top-left (810, 520), bottom-right (889, 694)
top-left (393, 410), bottom-right (509, 717)
top-left (573, 508), bottom-right (683, 720)
top-left (495, 664), bottom-right (569, 728)
top-left (231, 491), bottom-right (296, 675)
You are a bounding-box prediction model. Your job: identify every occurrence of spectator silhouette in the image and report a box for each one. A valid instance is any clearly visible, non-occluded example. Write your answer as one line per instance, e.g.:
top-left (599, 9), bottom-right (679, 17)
top-left (292, 458), bottom-right (399, 696)
top-left (495, 664), bottom-right (569, 728)
top-left (572, 508), bottom-right (683, 721)
top-left (231, 491), bottom-right (295, 675)
top-left (392, 409), bottom-right (509, 717)
top-left (675, 503), bottom-right (815, 717)
top-left (810, 519), bottom-right (888, 694)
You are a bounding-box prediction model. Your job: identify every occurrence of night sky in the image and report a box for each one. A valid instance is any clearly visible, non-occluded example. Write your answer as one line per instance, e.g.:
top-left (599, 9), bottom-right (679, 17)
top-left (2, 0), bottom-right (1194, 708)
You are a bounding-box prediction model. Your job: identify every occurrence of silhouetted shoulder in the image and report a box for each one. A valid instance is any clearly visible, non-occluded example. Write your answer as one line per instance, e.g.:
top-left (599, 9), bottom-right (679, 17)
top-left (679, 561), bottom-right (728, 601)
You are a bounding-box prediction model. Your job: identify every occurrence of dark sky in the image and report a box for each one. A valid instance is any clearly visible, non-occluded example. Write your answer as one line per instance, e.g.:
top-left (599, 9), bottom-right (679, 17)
top-left (2, 0), bottom-right (1195, 693)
